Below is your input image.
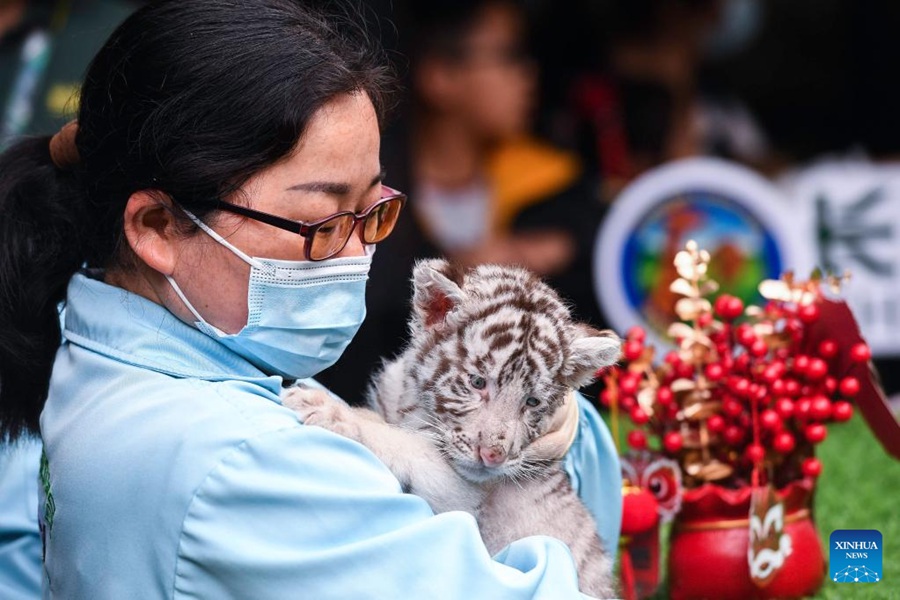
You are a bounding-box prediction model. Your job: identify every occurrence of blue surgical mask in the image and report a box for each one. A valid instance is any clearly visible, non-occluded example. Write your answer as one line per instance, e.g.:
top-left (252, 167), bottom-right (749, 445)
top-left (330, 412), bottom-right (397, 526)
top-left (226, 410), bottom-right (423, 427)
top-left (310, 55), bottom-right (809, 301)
top-left (166, 209), bottom-right (371, 380)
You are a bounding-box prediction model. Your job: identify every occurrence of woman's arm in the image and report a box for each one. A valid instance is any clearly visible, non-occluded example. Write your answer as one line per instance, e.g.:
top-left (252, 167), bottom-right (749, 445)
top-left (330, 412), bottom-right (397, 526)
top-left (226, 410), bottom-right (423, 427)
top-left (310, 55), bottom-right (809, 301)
top-left (174, 425), bottom-right (597, 599)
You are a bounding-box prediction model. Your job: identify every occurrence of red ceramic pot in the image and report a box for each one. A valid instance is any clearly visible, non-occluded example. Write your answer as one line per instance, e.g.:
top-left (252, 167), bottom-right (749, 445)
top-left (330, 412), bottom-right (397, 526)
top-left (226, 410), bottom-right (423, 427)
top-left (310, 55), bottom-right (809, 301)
top-left (668, 479), bottom-right (825, 599)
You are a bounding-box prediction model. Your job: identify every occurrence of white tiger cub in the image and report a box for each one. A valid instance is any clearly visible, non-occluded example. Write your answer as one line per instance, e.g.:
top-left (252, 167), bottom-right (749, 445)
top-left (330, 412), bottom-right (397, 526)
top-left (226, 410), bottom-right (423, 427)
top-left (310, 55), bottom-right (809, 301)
top-left (284, 259), bottom-right (621, 598)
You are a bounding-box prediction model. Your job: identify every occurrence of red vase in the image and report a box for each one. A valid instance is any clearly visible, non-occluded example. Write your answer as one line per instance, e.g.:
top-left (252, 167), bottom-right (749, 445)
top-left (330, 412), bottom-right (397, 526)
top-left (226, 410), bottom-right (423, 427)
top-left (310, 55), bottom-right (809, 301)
top-left (668, 479), bottom-right (825, 599)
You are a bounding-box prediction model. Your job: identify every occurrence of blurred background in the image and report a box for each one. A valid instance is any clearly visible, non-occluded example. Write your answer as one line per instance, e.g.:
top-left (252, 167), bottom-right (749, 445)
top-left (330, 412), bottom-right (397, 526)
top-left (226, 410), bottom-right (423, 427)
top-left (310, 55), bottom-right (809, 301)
top-left (4, 0), bottom-right (900, 403)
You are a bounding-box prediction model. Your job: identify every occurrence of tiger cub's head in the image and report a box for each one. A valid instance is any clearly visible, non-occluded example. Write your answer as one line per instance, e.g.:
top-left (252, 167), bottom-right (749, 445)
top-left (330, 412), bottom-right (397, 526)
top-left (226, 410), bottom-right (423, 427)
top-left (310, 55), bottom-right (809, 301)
top-left (407, 259), bottom-right (621, 483)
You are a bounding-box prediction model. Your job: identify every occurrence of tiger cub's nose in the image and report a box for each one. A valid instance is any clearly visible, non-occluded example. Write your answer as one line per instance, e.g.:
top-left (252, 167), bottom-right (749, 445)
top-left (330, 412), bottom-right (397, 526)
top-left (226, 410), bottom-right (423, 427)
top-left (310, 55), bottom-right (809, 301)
top-left (478, 445), bottom-right (507, 466)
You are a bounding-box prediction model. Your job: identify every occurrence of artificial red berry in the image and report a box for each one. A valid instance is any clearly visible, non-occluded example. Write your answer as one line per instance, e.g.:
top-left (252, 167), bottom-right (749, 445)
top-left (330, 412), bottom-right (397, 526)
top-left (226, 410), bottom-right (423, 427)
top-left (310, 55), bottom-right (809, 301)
top-left (785, 379), bottom-right (801, 397)
top-left (806, 358), bottom-right (828, 381)
top-left (774, 397), bottom-right (795, 419)
top-left (664, 351), bottom-right (681, 366)
top-left (627, 429), bottom-right (647, 450)
top-left (630, 407), bottom-right (650, 425)
top-left (745, 443), bottom-right (766, 463)
top-left (832, 401), bottom-right (853, 422)
top-left (802, 457), bottom-right (823, 478)
top-left (771, 379), bottom-right (786, 395)
top-left (805, 423), bottom-right (828, 444)
top-left (795, 397), bottom-right (812, 420)
top-left (798, 303), bottom-right (820, 323)
top-left (599, 389), bottom-right (613, 407)
top-left (707, 414), bottom-right (726, 433)
top-left (730, 377), bottom-right (750, 396)
top-left (761, 409), bottom-right (782, 430)
top-left (620, 396), bottom-right (636, 411)
top-left (839, 376), bottom-right (860, 398)
top-left (714, 294), bottom-right (744, 320)
top-left (793, 355), bottom-right (810, 375)
top-left (705, 363), bottom-right (725, 381)
top-left (619, 374), bottom-right (639, 395)
top-left (656, 386), bottom-right (674, 406)
top-left (622, 339), bottom-right (644, 361)
top-left (737, 329), bottom-right (757, 348)
top-left (697, 312), bottom-right (713, 328)
top-left (810, 395), bottom-right (833, 421)
top-left (750, 339), bottom-right (768, 358)
top-left (850, 343), bottom-right (871, 363)
top-left (773, 432), bottom-right (796, 453)
top-left (723, 397), bottom-right (744, 417)
top-left (724, 425), bottom-right (745, 445)
top-left (818, 339), bottom-right (838, 358)
top-left (663, 432), bottom-right (684, 453)
top-left (824, 376), bottom-right (837, 395)
top-left (676, 363), bottom-right (695, 379)
top-left (626, 326), bottom-right (646, 343)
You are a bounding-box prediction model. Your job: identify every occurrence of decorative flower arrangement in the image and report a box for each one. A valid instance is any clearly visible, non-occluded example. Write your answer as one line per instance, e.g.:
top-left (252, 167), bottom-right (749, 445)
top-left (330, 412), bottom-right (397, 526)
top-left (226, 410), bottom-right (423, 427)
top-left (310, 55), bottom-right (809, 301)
top-left (601, 240), bottom-right (870, 490)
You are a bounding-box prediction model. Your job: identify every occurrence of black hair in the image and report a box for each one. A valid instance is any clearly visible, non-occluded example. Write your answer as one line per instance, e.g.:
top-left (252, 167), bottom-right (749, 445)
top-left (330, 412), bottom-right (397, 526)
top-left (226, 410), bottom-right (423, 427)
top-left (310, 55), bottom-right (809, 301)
top-left (0, 0), bottom-right (394, 442)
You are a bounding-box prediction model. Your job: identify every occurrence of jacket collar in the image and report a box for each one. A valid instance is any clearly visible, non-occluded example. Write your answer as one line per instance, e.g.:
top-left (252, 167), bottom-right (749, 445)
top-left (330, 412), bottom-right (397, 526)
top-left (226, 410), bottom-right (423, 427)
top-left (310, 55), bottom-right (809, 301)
top-left (63, 272), bottom-right (284, 396)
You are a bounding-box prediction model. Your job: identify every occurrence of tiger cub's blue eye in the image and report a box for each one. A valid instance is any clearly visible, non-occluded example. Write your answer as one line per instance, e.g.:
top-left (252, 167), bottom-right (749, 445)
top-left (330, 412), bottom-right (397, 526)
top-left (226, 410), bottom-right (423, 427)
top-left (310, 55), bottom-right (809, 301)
top-left (469, 374), bottom-right (487, 390)
top-left (525, 397), bottom-right (540, 407)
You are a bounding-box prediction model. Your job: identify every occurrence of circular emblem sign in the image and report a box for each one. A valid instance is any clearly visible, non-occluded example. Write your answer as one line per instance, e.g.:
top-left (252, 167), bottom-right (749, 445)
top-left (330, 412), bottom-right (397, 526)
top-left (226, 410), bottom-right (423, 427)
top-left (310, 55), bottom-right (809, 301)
top-left (594, 158), bottom-right (798, 348)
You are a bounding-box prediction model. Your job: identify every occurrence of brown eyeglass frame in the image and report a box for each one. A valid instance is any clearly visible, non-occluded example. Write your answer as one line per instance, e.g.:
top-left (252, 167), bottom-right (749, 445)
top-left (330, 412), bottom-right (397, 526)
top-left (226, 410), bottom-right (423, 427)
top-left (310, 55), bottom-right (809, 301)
top-left (215, 185), bottom-right (406, 261)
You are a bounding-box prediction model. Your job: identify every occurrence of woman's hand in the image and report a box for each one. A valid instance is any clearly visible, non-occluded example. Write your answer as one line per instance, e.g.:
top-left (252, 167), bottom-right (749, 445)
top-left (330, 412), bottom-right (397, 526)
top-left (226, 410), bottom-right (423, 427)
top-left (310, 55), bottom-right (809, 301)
top-left (528, 389), bottom-right (580, 460)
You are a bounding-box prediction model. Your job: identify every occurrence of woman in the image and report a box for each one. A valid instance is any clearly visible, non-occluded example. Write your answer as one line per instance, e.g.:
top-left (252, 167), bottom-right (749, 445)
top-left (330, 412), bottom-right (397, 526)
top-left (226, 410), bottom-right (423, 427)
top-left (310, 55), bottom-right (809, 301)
top-left (0, 1), bottom-right (619, 597)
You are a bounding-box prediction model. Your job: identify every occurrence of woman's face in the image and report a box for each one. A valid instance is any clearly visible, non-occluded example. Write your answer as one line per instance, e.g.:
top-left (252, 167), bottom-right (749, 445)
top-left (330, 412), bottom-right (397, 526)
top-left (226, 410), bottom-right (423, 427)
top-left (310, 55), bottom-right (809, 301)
top-left (167, 92), bottom-right (383, 334)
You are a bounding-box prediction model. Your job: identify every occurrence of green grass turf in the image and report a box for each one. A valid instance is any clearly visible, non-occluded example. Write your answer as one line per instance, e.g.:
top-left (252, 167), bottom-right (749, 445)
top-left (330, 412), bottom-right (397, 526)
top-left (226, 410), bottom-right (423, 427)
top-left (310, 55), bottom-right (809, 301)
top-left (604, 412), bottom-right (900, 598)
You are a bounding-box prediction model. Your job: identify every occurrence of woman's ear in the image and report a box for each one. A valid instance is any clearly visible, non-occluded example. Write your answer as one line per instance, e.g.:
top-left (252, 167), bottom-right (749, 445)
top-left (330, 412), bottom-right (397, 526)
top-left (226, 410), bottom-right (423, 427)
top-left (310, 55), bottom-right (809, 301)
top-left (121, 191), bottom-right (181, 275)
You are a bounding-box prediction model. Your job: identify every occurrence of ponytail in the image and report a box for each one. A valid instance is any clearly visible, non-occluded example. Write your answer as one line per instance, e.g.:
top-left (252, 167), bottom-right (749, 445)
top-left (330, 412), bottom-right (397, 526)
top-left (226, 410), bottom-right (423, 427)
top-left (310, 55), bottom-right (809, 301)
top-left (0, 136), bottom-right (87, 442)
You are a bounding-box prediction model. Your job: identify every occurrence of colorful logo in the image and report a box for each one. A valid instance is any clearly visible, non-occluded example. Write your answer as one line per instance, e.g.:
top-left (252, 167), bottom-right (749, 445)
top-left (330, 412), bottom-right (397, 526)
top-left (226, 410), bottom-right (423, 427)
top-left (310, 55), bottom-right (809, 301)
top-left (594, 158), bottom-right (798, 349)
top-left (830, 529), bottom-right (882, 584)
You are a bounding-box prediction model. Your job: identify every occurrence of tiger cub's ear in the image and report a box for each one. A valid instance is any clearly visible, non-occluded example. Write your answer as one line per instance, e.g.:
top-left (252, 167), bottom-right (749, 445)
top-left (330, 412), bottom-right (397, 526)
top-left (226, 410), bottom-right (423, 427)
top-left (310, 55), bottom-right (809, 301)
top-left (561, 326), bottom-right (621, 389)
top-left (411, 259), bottom-right (467, 331)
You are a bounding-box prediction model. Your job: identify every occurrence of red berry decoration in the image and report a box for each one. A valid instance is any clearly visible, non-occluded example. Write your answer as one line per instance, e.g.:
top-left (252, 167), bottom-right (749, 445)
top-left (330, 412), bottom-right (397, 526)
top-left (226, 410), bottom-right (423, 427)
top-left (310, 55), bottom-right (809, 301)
top-left (832, 401), bottom-right (853, 422)
top-left (802, 457), bottom-right (823, 478)
top-left (599, 389), bottom-right (613, 407)
top-left (773, 432), bottom-right (795, 453)
top-left (714, 294), bottom-right (744, 320)
top-left (724, 425), bottom-right (745, 445)
top-left (619, 374), bottom-right (639, 395)
top-left (723, 397), bottom-right (744, 417)
top-left (745, 443), bottom-right (766, 463)
top-left (805, 423), bottom-right (827, 444)
top-left (630, 407), bottom-right (650, 425)
top-left (620, 395), bottom-right (636, 411)
top-left (785, 379), bottom-right (801, 397)
top-left (795, 397), bottom-right (812, 420)
top-left (663, 431), bottom-right (684, 453)
top-left (760, 409), bottom-right (782, 431)
top-left (809, 395), bottom-right (833, 421)
top-left (849, 343), bottom-right (871, 363)
top-left (622, 339), bottom-right (644, 361)
top-left (793, 355), bottom-right (810, 375)
top-left (839, 376), bottom-right (860, 398)
top-left (707, 414), bottom-right (725, 433)
top-left (656, 387), bottom-right (674, 406)
top-left (697, 312), bottom-right (713, 328)
top-left (704, 363), bottom-right (725, 381)
top-left (774, 397), bottom-right (794, 419)
top-left (805, 358), bottom-right (828, 381)
top-left (627, 429), bottom-right (647, 450)
top-left (797, 303), bottom-right (820, 323)
top-left (750, 339), bottom-right (768, 358)
top-left (626, 325), bottom-right (646, 343)
top-left (817, 339), bottom-right (838, 358)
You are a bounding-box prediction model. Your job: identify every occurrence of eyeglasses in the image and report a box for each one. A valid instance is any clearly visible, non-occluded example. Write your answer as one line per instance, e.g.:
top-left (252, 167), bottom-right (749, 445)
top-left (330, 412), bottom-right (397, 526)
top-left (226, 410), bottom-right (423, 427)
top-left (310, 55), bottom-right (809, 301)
top-left (215, 185), bottom-right (406, 261)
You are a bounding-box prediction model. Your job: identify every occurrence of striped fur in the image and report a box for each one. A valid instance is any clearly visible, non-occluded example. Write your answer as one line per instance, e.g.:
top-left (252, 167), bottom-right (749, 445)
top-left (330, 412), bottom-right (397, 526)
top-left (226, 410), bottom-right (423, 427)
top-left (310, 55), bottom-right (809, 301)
top-left (285, 260), bottom-right (620, 596)
top-left (367, 260), bottom-right (620, 597)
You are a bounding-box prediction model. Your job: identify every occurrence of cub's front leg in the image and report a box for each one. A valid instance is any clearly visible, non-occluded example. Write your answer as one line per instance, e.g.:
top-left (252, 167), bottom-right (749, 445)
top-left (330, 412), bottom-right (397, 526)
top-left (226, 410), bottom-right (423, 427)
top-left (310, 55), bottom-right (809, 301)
top-left (283, 387), bottom-right (482, 514)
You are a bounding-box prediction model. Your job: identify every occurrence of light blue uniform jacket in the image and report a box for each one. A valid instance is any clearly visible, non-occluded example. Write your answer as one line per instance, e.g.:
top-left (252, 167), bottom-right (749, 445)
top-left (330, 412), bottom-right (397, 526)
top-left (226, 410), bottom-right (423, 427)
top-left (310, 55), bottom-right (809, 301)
top-left (36, 273), bottom-right (622, 599)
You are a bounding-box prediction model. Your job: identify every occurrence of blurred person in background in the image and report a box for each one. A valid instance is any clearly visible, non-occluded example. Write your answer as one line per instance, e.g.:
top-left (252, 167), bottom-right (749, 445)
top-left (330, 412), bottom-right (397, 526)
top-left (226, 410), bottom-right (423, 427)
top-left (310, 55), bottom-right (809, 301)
top-left (318, 0), bottom-right (605, 402)
top-left (534, 0), bottom-right (770, 202)
top-left (0, 1), bottom-right (137, 599)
